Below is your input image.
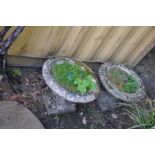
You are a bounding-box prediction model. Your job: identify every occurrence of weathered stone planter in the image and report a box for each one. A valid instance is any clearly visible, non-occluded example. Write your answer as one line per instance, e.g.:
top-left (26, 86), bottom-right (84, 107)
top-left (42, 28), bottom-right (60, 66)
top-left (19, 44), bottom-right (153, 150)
top-left (99, 62), bottom-right (146, 103)
top-left (41, 86), bottom-right (76, 115)
top-left (42, 57), bottom-right (100, 104)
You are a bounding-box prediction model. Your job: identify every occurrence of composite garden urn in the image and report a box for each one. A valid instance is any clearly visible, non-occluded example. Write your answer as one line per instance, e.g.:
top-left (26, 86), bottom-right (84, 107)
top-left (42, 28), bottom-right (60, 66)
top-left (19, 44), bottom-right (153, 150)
top-left (99, 62), bottom-right (146, 103)
top-left (42, 57), bottom-right (100, 103)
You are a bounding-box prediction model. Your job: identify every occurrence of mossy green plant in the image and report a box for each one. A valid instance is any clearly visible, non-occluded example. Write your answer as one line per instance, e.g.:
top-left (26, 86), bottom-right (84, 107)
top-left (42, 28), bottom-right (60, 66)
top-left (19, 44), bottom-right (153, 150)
top-left (74, 75), bottom-right (97, 93)
top-left (52, 61), bottom-right (97, 93)
top-left (108, 68), bottom-right (139, 94)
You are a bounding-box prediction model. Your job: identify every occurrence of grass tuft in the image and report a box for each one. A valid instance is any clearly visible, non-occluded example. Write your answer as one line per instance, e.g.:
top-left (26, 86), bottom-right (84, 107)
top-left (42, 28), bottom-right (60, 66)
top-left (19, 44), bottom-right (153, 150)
top-left (124, 100), bottom-right (155, 129)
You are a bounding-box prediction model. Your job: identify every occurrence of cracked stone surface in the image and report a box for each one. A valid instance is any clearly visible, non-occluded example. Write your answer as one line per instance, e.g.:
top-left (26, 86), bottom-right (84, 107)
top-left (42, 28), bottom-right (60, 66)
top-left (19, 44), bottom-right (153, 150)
top-left (0, 101), bottom-right (44, 129)
top-left (42, 87), bottom-right (76, 115)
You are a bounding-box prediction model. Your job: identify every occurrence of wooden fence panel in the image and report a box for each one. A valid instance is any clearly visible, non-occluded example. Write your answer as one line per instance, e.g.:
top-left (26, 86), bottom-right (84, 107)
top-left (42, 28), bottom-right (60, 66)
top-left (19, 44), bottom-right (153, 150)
top-left (0, 26), bottom-right (154, 66)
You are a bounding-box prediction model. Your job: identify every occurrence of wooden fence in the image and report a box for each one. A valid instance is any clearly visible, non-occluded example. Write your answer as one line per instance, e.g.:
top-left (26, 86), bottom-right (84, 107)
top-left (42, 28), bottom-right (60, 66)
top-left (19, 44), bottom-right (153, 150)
top-left (1, 26), bottom-right (155, 66)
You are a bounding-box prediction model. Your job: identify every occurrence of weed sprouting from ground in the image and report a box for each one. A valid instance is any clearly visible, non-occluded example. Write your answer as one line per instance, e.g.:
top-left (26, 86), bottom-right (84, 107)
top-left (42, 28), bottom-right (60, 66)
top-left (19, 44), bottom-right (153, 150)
top-left (11, 67), bottom-right (22, 77)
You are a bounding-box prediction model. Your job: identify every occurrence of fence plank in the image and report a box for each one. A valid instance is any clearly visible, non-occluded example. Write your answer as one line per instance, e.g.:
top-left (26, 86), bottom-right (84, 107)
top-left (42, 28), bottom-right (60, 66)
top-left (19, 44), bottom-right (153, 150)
top-left (111, 26), bottom-right (153, 63)
top-left (57, 26), bottom-right (83, 56)
top-left (93, 27), bottom-right (132, 61)
top-left (74, 27), bottom-right (112, 60)
top-left (126, 28), bottom-right (155, 66)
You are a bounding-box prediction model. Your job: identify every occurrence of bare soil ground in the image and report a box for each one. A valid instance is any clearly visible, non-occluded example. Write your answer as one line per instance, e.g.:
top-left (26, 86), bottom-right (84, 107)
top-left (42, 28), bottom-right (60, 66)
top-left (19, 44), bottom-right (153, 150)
top-left (0, 48), bottom-right (154, 129)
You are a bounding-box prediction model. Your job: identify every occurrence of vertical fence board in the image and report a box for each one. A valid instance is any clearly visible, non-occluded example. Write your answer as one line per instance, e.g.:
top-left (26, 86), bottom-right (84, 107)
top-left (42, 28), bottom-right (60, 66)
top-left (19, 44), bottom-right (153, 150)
top-left (111, 26), bottom-right (153, 63)
top-left (126, 28), bottom-right (155, 66)
top-left (57, 26), bottom-right (83, 56)
top-left (93, 27), bottom-right (132, 61)
top-left (74, 27), bottom-right (112, 60)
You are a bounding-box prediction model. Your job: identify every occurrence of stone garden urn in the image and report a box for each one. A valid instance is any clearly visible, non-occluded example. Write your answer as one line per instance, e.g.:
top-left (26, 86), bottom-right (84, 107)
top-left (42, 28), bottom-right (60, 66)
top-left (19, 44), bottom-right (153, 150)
top-left (99, 62), bottom-right (146, 103)
top-left (42, 57), bottom-right (100, 115)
